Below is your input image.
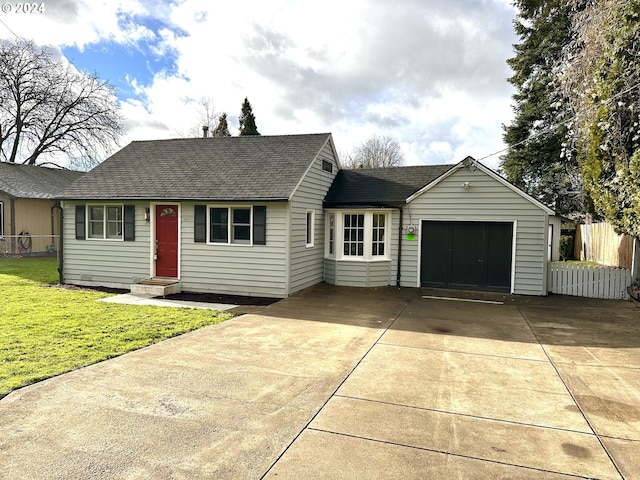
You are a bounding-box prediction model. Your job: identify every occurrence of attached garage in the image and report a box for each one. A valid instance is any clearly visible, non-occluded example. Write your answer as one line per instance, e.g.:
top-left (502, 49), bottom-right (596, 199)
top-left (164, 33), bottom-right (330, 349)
top-left (323, 156), bottom-right (559, 296)
top-left (420, 221), bottom-right (513, 293)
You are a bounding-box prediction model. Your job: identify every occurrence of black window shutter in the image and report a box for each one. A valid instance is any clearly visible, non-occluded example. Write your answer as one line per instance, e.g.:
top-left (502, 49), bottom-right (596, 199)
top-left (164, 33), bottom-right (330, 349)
top-left (124, 205), bottom-right (135, 241)
top-left (75, 205), bottom-right (86, 240)
top-left (253, 206), bottom-right (266, 245)
top-left (194, 205), bottom-right (207, 242)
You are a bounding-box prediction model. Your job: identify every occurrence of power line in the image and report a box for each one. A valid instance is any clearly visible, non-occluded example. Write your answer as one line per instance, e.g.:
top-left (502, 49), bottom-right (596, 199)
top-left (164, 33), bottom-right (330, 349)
top-left (0, 15), bottom-right (23, 41)
top-left (478, 79), bottom-right (640, 163)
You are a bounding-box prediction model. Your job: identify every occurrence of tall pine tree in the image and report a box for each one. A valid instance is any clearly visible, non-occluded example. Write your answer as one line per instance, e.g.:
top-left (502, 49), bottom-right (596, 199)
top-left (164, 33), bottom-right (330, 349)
top-left (501, 0), bottom-right (581, 215)
top-left (213, 112), bottom-right (231, 137)
top-left (238, 98), bottom-right (260, 136)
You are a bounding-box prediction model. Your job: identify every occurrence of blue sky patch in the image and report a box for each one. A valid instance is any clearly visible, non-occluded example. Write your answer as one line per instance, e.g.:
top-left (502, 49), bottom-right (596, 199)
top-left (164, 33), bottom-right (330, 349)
top-left (62, 14), bottom-right (186, 101)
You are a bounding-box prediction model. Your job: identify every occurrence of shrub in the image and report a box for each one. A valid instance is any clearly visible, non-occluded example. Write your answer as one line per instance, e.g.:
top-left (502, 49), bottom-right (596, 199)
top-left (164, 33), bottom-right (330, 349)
top-left (559, 235), bottom-right (574, 260)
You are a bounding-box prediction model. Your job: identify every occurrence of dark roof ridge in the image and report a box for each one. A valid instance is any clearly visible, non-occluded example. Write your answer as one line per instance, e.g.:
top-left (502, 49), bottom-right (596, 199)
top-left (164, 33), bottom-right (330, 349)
top-left (127, 132), bottom-right (332, 145)
top-left (345, 163), bottom-right (454, 171)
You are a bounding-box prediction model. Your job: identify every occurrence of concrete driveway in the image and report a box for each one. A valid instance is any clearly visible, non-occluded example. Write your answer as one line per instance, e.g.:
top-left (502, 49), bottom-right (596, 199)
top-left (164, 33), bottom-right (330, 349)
top-left (1, 285), bottom-right (639, 479)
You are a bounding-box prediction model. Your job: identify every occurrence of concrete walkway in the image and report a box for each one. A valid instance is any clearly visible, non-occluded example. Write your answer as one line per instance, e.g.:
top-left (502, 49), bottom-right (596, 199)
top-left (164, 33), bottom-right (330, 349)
top-left (97, 292), bottom-right (238, 311)
top-left (1, 285), bottom-right (639, 479)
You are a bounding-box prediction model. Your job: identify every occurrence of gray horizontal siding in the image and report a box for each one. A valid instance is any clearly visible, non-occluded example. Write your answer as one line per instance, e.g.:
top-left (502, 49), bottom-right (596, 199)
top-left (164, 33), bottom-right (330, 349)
top-left (400, 168), bottom-right (549, 296)
top-left (180, 202), bottom-right (287, 297)
top-left (325, 259), bottom-right (391, 287)
top-left (62, 201), bottom-right (150, 288)
top-left (289, 141), bottom-right (338, 293)
top-left (324, 258), bottom-right (335, 284)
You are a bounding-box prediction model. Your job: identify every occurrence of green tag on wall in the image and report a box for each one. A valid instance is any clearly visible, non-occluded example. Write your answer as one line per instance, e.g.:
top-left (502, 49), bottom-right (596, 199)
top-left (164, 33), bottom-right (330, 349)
top-left (406, 234), bottom-right (416, 241)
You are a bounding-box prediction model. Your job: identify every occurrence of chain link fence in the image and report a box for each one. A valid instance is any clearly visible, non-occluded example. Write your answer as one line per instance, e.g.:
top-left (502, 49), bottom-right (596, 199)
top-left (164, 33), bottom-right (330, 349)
top-left (0, 235), bottom-right (59, 257)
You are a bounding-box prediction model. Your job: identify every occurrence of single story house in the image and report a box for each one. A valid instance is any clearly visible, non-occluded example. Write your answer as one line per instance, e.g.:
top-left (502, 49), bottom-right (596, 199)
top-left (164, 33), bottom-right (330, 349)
top-left (0, 162), bottom-right (84, 255)
top-left (58, 133), bottom-right (560, 297)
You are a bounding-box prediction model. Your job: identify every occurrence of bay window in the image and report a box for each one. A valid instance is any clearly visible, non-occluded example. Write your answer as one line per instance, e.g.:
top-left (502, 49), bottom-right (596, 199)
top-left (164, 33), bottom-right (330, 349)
top-left (326, 210), bottom-right (390, 260)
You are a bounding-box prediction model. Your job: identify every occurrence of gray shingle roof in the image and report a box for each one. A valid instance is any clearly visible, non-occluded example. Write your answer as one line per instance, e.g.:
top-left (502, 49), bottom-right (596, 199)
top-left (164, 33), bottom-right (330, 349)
top-left (0, 163), bottom-right (84, 199)
top-left (59, 134), bottom-right (333, 201)
top-left (324, 164), bottom-right (456, 207)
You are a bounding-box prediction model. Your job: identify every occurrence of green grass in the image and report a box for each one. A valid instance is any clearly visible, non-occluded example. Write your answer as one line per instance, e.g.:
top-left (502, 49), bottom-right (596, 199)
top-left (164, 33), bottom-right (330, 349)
top-left (0, 257), bottom-right (233, 398)
top-left (562, 260), bottom-right (603, 267)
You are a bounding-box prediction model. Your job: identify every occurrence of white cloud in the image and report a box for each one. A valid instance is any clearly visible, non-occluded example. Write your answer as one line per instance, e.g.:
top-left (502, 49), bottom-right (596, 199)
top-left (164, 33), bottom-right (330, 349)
top-left (0, 0), bottom-right (518, 169)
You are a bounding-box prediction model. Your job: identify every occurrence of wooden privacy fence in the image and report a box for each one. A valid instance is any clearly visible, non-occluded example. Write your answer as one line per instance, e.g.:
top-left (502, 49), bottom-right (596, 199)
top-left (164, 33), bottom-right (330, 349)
top-left (548, 262), bottom-right (632, 300)
top-left (574, 222), bottom-right (634, 269)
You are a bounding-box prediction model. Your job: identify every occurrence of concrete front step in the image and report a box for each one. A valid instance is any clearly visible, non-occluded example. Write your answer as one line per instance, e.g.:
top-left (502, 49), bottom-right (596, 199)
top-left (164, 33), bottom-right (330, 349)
top-left (130, 279), bottom-right (181, 297)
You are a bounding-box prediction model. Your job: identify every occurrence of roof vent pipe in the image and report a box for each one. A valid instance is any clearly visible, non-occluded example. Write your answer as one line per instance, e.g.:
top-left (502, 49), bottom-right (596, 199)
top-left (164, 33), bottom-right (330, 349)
top-left (202, 125), bottom-right (209, 138)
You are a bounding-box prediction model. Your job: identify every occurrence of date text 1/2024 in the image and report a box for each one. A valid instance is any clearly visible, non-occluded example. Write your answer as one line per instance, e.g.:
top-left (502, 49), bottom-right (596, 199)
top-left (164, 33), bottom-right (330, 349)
top-left (1, 3), bottom-right (46, 13)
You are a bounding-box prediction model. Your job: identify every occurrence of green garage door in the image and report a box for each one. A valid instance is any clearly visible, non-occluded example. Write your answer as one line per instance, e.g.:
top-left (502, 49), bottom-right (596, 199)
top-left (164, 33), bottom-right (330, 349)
top-left (420, 221), bottom-right (513, 293)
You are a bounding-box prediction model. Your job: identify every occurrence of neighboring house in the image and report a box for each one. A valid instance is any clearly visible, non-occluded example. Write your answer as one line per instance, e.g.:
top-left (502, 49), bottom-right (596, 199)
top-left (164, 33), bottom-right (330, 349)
top-left (58, 134), bottom-right (559, 297)
top-left (0, 162), bottom-right (84, 255)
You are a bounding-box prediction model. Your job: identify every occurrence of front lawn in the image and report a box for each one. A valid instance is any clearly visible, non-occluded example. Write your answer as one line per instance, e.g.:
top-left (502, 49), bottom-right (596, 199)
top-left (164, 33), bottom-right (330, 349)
top-left (0, 257), bottom-right (233, 398)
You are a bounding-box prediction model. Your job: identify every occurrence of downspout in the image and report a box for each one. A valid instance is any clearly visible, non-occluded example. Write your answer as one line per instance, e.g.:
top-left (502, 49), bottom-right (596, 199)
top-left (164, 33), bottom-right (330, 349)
top-left (52, 203), bottom-right (63, 284)
top-left (396, 205), bottom-right (403, 287)
top-left (9, 198), bottom-right (16, 255)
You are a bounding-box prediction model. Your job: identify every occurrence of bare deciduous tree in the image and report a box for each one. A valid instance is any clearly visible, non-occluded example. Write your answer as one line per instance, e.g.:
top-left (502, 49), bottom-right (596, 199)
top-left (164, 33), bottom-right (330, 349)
top-left (188, 96), bottom-right (219, 137)
top-left (0, 39), bottom-right (123, 170)
top-left (344, 134), bottom-right (405, 169)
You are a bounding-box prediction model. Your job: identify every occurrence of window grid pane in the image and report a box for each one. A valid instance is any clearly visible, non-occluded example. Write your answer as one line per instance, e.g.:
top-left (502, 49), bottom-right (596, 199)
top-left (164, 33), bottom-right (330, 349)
top-left (89, 206), bottom-right (103, 238)
top-left (106, 206), bottom-right (123, 239)
top-left (231, 207), bottom-right (251, 244)
top-left (306, 211), bottom-right (313, 245)
top-left (372, 214), bottom-right (386, 256)
top-left (328, 214), bottom-right (334, 255)
top-left (343, 214), bottom-right (364, 257)
top-left (210, 207), bottom-right (229, 243)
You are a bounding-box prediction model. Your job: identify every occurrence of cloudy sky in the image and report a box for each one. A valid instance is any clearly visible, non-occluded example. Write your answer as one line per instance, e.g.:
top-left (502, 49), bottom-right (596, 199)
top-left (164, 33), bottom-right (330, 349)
top-left (0, 0), bottom-right (519, 169)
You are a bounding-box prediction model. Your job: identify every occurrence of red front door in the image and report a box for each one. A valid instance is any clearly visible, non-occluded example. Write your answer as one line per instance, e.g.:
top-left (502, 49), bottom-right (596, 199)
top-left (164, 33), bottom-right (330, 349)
top-left (155, 204), bottom-right (179, 278)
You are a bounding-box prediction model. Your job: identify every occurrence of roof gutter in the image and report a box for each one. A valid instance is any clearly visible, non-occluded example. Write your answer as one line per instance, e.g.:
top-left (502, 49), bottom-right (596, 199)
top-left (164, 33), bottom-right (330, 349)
top-left (56, 197), bottom-right (291, 203)
top-left (52, 203), bottom-right (63, 284)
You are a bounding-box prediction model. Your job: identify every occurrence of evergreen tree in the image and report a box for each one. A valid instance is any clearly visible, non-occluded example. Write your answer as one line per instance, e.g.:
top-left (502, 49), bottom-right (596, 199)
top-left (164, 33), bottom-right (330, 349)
top-left (561, 0), bottom-right (640, 236)
top-left (238, 98), bottom-right (260, 136)
top-left (212, 113), bottom-right (231, 137)
top-left (501, 0), bottom-right (582, 215)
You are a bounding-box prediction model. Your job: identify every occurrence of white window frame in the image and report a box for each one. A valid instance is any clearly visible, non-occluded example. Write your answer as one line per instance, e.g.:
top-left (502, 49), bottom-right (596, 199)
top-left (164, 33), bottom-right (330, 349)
top-left (306, 209), bottom-right (315, 248)
top-left (86, 204), bottom-right (124, 241)
top-left (207, 205), bottom-right (253, 245)
top-left (0, 201), bottom-right (3, 237)
top-left (325, 210), bottom-right (391, 261)
top-left (327, 212), bottom-right (335, 256)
